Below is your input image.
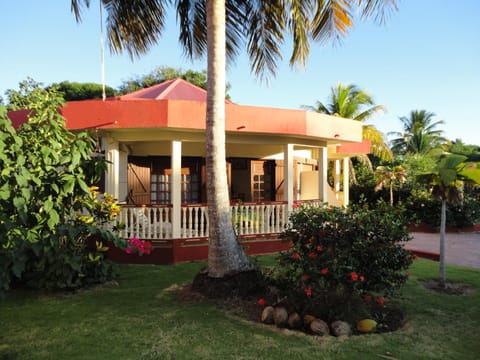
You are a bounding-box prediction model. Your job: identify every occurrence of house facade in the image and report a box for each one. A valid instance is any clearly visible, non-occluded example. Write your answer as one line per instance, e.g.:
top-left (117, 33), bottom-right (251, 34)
top-left (9, 79), bottom-right (369, 263)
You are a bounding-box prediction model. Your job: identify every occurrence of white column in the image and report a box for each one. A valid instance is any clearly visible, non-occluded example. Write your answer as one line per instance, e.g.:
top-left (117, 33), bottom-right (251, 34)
top-left (318, 146), bottom-right (328, 204)
top-left (104, 137), bottom-right (119, 200)
top-left (343, 157), bottom-right (350, 207)
top-left (284, 144), bottom-right (294, 211)
top-left (334, 159), bottom-right (341, 193)
top-left (118, 150), bottom-right (128, 203)
top-left (171, 141), bottom-right (182, 238)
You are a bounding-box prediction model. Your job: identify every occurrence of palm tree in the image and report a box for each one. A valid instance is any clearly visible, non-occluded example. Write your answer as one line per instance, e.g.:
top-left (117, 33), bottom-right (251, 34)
top-left (418, 155), bottom-right (480, 287)
top-left (70, 0), bottom-right (398, 279)
top-left (390, 110), bottom-right (448, 155)
top-left (374, 165), bottom-right (407, 205)
top-left (303, 83), bottom-right (393, 163)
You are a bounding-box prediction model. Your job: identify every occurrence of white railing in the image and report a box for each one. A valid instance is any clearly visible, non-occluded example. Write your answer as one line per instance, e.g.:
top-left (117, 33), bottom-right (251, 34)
top-left (115, 201), bottom-right (295, 239)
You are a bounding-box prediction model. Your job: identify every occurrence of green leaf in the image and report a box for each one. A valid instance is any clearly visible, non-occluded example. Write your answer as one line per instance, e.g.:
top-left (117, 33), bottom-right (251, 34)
top-left (13, 197), bottom-right (26, 211)
top-left (47, 209), bottom-right (60, 230)
top-left (44, 199), bottom-right (53, 213)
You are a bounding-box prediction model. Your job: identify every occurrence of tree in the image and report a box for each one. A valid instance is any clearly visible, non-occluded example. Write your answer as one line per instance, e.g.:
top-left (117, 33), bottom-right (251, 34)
top-left (303, 83), bottom-right (393, 163)
top-left (390, 110), bottom-right (448, 155)
top-left (418, 154), bottom-right (480, 287)
top-left (50, 81), bottom-right (117, 100)
top-left (0, 88), bottom-right (126, 294)
top-left (374, 165), bottom-right (407, 205)
top-left (4, 77), bottom-right (45, 110)
top-left (71, 0), bottom-right (398, 280)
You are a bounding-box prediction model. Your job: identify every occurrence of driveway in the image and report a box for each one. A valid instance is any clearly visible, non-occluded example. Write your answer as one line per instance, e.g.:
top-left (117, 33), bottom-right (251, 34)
top-left (406, 232), bottom-right (480, 269)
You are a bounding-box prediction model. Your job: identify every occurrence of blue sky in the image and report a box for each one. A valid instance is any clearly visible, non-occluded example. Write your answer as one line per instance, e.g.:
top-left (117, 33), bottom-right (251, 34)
top-left (1, 1), bottom-right (479, 145)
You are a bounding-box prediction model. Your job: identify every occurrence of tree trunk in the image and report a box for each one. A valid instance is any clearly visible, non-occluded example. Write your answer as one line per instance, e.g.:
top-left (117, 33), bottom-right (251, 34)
top-left (389, 183), bottom-right (393, 206)
top-left (205, 0), bottom-right (252, 277)
top-left (439, 200), bottom-right (447, 287)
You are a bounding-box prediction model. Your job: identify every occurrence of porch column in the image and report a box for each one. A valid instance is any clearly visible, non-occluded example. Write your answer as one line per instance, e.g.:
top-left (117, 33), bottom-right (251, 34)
top-left (284, 144), bottom-right (294, 211)
top-left (343, 157), bottom-right (350, 207)
top-left (104, 137), bottom-right (119, 200)
top-left (171, 141), bottom-right (182, 238)
top-left (318, 146), bottom-right (328, 204)
top-left (334, 159), bottom-right (341, 193)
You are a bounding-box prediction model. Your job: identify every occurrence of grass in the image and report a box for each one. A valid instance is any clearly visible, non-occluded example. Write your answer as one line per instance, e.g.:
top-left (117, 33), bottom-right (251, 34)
top-left (0, 258), bottom-right (479, 360)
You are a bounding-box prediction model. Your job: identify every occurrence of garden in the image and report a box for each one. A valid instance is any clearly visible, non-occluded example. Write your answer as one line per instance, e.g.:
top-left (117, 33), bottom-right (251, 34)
top-left (2, 78), bottom-right (480, 360)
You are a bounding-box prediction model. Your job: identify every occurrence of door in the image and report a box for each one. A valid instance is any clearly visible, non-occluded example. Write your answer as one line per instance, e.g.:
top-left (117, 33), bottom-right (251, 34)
top-left (127, 156), bottom-right (151, 205)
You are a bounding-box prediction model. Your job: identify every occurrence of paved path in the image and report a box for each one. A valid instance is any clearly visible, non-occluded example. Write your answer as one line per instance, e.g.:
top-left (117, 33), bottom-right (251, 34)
top-left (406, 232), bottom-right (480, 269)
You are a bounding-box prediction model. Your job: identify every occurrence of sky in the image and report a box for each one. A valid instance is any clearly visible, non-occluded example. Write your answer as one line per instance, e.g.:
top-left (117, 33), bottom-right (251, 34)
top-left (1, 0), bottom-right (479, 145)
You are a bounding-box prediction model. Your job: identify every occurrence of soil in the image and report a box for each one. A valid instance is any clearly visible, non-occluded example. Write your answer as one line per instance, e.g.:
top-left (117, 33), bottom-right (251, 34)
top-left (177, 270), bottom-right (406, 335)
top-left (420, 280), bottom-right (475, 295)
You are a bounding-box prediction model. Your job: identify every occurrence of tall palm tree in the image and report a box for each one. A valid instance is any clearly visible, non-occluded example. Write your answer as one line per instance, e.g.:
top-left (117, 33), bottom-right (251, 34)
top-left (303, 83), bottom-right (393, 163)
top-left (390, 110), bottom-right (448, 155)
top-left (71, 0), bottom-right (398, 279)
top-left (418, 155), bottom-right (480, 287)
top-left (374, 164), bottom-right (407, 205)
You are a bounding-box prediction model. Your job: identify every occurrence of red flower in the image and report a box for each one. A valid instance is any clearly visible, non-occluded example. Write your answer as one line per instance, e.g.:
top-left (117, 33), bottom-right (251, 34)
top-left (350, 272), bottom-right (359, 281)
top-left (292, 202), bottom-right (300, 209)
top-left (308, 252), bottom-right (317, 259)
top-left (376, 297), bottom-right (385, 306)
top-left (320, 268), bottom-right (328, 275)
top-left (302, 274), bottom-right (311, 281)
top-left (291, 252), bottom-right (301, 260)
top-left (309, 236), bottom-right (315, 243)
top-left (359, 275), bottom-right (365, 282)
top-left (257, 298), bottom-right (266, 306)
top-left (316, 245), bottom-right (323, 252)
top-left (305, 288), bottom-right (312, 297)
top-left (363, 295), bottom-right (372, 303)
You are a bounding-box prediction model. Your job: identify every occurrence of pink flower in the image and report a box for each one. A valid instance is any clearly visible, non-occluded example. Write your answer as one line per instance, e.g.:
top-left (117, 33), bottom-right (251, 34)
top-left (257, 298), bottom-right (266, 306)
top-left (305, 288), bottom-right (312, 297)
top-left (350, 272), bottom-right (359, 281)
top-left (320, 268), bottom-right (328, 275)
top-left (376, 297), bottom-right (385, 306)
top-left (359, 275), bottom-right (365, 282)
top-left (316, 245), bottom-right (323, 252)
top-left (291, 252), bottom-right (301, 260)
top-left (125, 247), bottom-right (133, 254)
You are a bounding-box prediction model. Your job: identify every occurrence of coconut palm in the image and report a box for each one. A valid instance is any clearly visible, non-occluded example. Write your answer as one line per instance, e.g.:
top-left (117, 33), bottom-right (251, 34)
top-left (418, 154), bottom-right (480, 287)
top-left (303, 83), bottom-right (393, 163)
top-left (374, 164), bottom-right (407, 205)
top-left (390, 110), bottom-right (448, 155)
top-left (71, 0), bottom-right (398, 278)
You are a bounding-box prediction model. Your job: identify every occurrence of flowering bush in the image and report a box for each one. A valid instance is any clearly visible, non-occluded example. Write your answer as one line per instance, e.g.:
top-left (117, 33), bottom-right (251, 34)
top-left (125, 237), bottom-right (153, 256)
top-left (274, 200), bottom-right (413, 316)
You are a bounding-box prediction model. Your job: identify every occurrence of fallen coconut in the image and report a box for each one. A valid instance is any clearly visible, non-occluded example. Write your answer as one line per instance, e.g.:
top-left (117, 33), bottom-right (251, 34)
top-left (287, 312), bottom-right (302, 329)
top-left (261, 306), bottom-right (274, 324)
top-left (273, 306), bottom-right (288, 328)
top-left (310, 319), bottom-right (330, 336)
top-left (331, 320), bottom-right (351, 337)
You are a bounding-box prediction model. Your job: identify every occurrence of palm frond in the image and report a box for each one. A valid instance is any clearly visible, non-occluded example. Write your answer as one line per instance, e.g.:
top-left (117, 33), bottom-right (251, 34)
top-left (245, 0), bottom-right (286, 80)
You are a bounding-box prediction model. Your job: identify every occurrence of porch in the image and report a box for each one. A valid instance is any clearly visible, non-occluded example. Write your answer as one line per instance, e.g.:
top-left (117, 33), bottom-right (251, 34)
top-left (105, 200), bottom-right (322, 264)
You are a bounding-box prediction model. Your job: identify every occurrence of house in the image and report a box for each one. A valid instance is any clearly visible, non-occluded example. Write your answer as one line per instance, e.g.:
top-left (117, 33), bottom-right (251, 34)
top-left (8, 78), bottom-right (369, 263)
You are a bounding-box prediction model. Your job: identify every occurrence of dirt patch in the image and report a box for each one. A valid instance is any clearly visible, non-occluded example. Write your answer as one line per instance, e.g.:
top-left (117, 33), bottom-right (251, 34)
top-left (420, 280), bottom-right (475, 295)
top-left (175, 275), bottom-right (406, 335)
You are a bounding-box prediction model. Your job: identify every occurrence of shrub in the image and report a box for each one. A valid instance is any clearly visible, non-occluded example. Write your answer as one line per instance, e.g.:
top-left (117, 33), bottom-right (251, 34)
top-left (273, 200), bottom-right (413, 320)
top-left (0, 89), bottom-right (130, 295)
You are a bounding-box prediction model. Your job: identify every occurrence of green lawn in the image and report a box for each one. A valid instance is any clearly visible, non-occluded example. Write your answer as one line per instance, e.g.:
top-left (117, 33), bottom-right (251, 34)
top-left (1, 258), bottom-right (479, 360)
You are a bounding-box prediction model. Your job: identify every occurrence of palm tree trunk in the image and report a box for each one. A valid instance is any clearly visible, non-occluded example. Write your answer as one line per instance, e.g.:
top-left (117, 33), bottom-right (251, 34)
top-left (205, 0), bottom-right (252, 277)
top-left (389, 183), bottom-right (393, 206)
top-left (439, 200), bottom-right (447, 287)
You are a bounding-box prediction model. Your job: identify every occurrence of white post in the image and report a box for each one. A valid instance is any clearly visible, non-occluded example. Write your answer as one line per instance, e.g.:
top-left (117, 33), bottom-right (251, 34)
top-left (334, 159), bottom-right (341, 194)
top-left (104, 137), bottom-right (119, 200)
top-left (343, 157), bottom-right (350, 207)
top-left (171, 141), bottom-right (182, 238)
top-left (318, 146), bottom-right (328, 204)
top-left (284, 144), bottom-right (294, 212)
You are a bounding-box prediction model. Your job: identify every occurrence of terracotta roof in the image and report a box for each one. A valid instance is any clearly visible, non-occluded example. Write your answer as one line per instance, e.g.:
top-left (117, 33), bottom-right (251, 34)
top-left (119, 78), bottom-right (232, 103)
